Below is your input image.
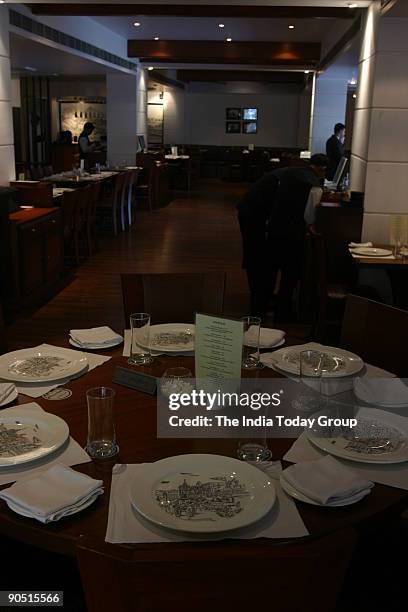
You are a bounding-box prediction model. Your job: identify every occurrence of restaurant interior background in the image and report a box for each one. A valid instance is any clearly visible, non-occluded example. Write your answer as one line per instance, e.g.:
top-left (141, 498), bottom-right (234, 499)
top-left (0, 1), bottom-right (408, 611)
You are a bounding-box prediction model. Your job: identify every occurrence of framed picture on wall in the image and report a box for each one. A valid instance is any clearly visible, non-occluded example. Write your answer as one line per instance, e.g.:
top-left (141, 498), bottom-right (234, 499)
top-left (243, 121), bottom-right (258, 134)
top-left (242, 108), bottom-right (258, 120)
top-left (226, 121), bottom-right (241, 134)
top-left (226, 108), bottom-right (242, 120)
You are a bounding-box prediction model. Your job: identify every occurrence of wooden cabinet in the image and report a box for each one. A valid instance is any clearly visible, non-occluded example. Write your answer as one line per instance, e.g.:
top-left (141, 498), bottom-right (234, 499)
top-left (8, 208), bottom-right (63, 307)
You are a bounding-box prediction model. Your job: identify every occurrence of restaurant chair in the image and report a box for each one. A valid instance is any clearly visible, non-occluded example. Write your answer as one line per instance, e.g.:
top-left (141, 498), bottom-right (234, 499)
top-left (125, 168), bottom-right (140, 228)
top-left (121, 272), bottom-right (226, 324)
top-left (120, 169), bottom-right (139, 231)
top-left (73, 186), bottom-right (92, 264)
top-left (340, 294), bottom-right (408, 377)
top-left (76, 528), bottom-right (356, 612)
top-left (97, 172), bottom-right (127, 236)
top-left (86, 182), bottom-right (101, 256)
top-left (61, 188), bottom-right (80, 266)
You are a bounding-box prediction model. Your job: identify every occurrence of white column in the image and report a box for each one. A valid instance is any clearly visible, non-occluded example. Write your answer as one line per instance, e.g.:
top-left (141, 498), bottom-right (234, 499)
top-left (106, 72), bottom-right (138, 166)
top-left (0, 6), bottom-right (15, 182)
top-left (351, 1), bottom-right (408, 243)
top-left (136, 67), bottom-right (148, 146)
top-left (310, 70), bottom-right (348, 155)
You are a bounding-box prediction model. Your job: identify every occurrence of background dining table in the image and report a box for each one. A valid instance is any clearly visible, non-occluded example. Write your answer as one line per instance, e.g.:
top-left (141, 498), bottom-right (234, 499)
top-left (1, 345), bottom-right (407, 559)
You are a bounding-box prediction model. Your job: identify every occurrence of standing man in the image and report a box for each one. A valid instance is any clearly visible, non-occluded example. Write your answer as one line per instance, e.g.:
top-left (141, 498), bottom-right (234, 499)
top-left (237, 155), bottom-right (328, 319)
top-left (326, 123), bottom-right (345, 180)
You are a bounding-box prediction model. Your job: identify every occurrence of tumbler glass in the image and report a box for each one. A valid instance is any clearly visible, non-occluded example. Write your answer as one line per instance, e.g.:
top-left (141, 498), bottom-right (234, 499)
top-left (292, 350), bottom-right (324, 413)
top-left (128, 313), bottom-right (153, 365)
top-left (86, 387), bottom-right (118, 459)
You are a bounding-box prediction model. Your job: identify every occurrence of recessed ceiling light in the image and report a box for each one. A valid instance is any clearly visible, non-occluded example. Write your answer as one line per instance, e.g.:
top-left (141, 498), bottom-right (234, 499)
top-left (353, 93), bottom-right (357, 98)
top-left (288, 25), bottom-right (295, 29)
top-left (133, 22), bottom-right (141, 27)
top-left (348, 3), bottom-right (358, 7)
top-left (148, 66), bottom-right (154, 71)
top-left (304, 70), bottom-right (310, 74)
top-left (226, 37), bottom-right (232, 42)
top-left (218, 23), bottom-right (225, 28)
top-left (154, 36), bottom-right (159, 41)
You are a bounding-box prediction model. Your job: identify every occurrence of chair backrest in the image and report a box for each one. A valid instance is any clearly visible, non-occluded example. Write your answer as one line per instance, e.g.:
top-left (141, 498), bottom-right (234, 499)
top-left (113, 172), bottom-right (127, 204)
top-left (75, 185), bottom-right (92, 228)
top-left (121, 273), bottom-right (226, 325)
top-left (341, 295), bottom-right (408, 376)
top-left (77, 528), bottom-right (356, 612)
top-left (61, 188), bottom-right (80, 235)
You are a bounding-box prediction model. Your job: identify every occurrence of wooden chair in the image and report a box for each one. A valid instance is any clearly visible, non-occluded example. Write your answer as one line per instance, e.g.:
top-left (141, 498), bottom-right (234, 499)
top-left (76, 528), bottom-right (356, 612)
top-left (340, 295), bottom-right (408, 377)
top-left (120, 169), bottom-right (139, 231)
top-left (61, 188), bottom-right (80, 265)
top-left (73, 186), bottom-right (92, 264)
top-left (121, 272), bottom-right (226, 325)
top-left (97, 173), bottom-right (127, 236)
top-left (86, 182), bottom-right (101, 256)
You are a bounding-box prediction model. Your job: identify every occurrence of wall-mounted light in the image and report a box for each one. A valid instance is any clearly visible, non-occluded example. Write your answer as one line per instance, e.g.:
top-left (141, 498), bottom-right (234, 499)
top-left (154, 36), bottom-right (159, 41)
top-left (226, 37), bottom-right (232, 42)
top-left (288, 25), bottom-right (295, 30)
top-left (218, 23), bottom-right (225, 28)
top-left (148, 66), bottom-right (154, 71)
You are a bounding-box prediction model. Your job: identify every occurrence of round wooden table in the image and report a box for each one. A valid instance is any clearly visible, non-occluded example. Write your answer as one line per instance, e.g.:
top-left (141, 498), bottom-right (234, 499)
top-left (2, 350), bottom-right (407, 558)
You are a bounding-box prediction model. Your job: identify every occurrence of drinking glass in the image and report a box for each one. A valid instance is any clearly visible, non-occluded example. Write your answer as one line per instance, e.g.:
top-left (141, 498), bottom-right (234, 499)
top-left (86, 387), bottom-right (118, 459)
top-left (160, 367), bottom-right (194, 402)
top-left (292, 350), bottom-right (324, 413)
top-left (237, 439), bottom-right (272, 463)
top-left (241, 316), bottom-right (261, 369)
top-left (128, 313), bottom-right (153, 365)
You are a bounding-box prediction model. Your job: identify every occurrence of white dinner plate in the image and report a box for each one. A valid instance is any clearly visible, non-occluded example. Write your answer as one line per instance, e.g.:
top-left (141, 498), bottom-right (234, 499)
top-left (0, 347), bottom-right (88, 383)
top-left (306, 408), bottom-right (408, 464)
top-left (279, 475), bottom-right (369, 507)
top-left (130, 454), bottom-right (276, 533)
top-left (352, 247), bottom-right (393, 257)
top-left (69, 335), bottom-right (123, 350)
top-left (0, 407), bottom-right (69, 467)
top-left (270, 344), bottom-right (364, 378)
top-left (139, 323), bottom-right (195, 353)
top-left (0, 387), bottom-right (18, 408)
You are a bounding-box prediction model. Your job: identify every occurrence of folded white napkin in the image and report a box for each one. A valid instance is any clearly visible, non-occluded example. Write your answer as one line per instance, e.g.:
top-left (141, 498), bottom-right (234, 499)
top-left (0, 464), bottom-right (103, 523)
top-left (354, 377), bottom-right (408, 406)
top-left (349, 241), bottom-right (373, 248)
top-left (282, 456), bottom-right (374, 505)
top-left (70, 326), bottom-right (122, 346)
top-left (244, 326), bottom-right (285, 349)
top-left (0, 383), bottom-right (16, 404)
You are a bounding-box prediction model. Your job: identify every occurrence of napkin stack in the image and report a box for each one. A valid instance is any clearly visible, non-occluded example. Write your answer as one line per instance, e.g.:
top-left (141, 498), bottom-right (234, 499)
top-left (0, 383), bottom-right (16, 405)
top-left (349, 241), bottom-right (373, 248)
top-left (282, 456), bottom-right (374, 506)
top-left (70, 326), bottom-right (122, 348)
top-left (245, 326), bottom-right (285, 349)
top-left (0, 464), bottom-right (103, 523)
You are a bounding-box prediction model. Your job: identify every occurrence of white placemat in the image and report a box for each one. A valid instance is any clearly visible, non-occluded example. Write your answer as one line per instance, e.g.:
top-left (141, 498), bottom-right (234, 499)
top-left (0, 403), bottom-right (91, 486)
top-left (123, 330), bottom-right (194, 358)
top-left (0, 344), bottom-right (111, 398)
top-left (283, 432), bottom-right (408, 491)
top-left (105, 461), bottom-right (308, 544)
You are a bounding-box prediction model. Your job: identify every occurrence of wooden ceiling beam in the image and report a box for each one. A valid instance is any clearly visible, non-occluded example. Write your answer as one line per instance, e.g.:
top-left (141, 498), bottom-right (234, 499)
top-left (176, 69), bottom-right (304, 84)
top-left (128, 40), bottom-right (320, 66)
top-left (28, 4), bottom-right (358, 19)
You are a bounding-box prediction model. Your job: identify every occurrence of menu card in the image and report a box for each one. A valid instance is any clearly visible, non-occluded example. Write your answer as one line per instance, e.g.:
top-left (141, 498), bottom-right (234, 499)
top-left (195, 313), bottom-right (243, 388)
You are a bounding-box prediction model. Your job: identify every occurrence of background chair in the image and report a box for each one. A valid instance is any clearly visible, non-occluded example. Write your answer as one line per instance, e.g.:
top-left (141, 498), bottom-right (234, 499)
top-left (97, 172), bottom-right (127, 236)
top-left (86, 182), bottom-right (101, 256)
top-left (340, 295), bottom-right (408, 376)
top-left (61, 188), bottom-right (80, 266)
top-left (77, 528), bottom-right (356, 612)
top-left (121, 272), bottom-right (226, 325)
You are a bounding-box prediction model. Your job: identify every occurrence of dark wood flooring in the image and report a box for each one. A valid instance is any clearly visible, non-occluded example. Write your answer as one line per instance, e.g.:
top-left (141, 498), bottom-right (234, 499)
top-left (6, 180), bottom-right (255, 350)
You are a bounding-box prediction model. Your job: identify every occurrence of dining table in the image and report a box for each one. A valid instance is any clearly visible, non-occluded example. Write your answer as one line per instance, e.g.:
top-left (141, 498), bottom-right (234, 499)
top-left (1, 342), bottom-right (407, 560)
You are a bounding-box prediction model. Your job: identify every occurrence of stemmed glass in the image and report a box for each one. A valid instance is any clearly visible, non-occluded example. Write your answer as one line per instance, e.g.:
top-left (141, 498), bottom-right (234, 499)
top-left (241, 316), bottom-right (261, 369)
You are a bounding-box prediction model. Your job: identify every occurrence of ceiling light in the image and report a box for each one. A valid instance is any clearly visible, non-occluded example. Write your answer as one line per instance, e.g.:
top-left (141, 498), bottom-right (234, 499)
top-left (304, 70), bottom-right (310, 74)
top-left (348, 3), bottom-right (358, 7)
top-left (353, 93), bottom-right (357, 98)
top-left (154, 36), bottom-right (159, 41)
top-left (288, 25), bottom-right (295, 30)
top-left (218, 23), bottom-right (225, 28)
top-left (133, 22), bottom-right (141, 27)
top-left (226, 37), bottom-right (232, 42)
top-left (24, 66), bottom-right (37, 72)
top-left (148, 66), bottom-right (154, 71)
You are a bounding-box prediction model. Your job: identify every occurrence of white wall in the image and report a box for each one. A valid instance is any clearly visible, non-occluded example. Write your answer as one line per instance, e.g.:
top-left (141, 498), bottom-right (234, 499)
top-left (164, 87), bottom-right (185, 145)
top-left (0, 6), bottom-right (15, 182)
top-left (310, 69), bottom-right (347, 154)
top-left (184, 83), bottom-right (303, 147)
top-left (106, 72), bottom-right (138, 166)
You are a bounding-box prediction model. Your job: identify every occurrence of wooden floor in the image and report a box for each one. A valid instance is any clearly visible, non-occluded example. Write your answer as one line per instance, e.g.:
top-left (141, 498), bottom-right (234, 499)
top-left (6, 180), bottom-right (253, 350)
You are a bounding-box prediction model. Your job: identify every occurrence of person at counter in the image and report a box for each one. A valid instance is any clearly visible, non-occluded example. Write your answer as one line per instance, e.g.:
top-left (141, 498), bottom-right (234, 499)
top-left (237, 154), bottom-right (328, 319)
top-left (326, 123), bottom-right (345, 180)
top-left (78, 122), bottom-right (98, 164)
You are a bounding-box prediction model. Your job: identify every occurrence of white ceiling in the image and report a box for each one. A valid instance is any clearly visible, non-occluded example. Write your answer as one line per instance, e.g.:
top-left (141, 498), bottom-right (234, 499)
top-left (92, 15), bottom-right (338, 42)
top-left (10, 33), bottom-right (122, 76)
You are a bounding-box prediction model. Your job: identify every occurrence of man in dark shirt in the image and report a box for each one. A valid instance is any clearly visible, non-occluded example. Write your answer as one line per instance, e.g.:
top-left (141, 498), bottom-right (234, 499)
top-left (237, 154), bottom-right (328, 318)
top-left (326, 123), bottom-right (345, 180)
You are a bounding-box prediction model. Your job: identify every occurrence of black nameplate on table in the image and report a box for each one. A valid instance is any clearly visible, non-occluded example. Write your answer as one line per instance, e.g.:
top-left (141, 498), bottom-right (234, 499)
top-left (113, 367), bottom-right (157, 395)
